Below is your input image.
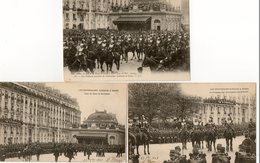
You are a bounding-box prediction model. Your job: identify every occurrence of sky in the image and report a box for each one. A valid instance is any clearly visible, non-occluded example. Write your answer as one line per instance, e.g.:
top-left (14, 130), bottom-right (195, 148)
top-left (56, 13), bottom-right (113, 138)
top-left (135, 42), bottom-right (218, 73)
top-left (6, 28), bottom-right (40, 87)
top-left (45, 83), bottom-right (127, 125)
top-left (180, 83), bottom-right (256, 98)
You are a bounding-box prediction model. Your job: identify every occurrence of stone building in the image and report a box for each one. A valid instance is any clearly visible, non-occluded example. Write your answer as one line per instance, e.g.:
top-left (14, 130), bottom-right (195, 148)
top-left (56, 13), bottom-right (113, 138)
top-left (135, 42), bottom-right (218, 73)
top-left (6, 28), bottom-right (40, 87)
top-left (63, 0), bottom-right (130, 30)
top-left (111, 0), bottom-right (182, 31)
top-left (72, 110), bottom-right (125, 145)
top-left (0, 83), bottom-right (81, 145)
top-left (63, 0), bottom-right (183, 31)
top-left (196, 95), bottom-right (256, 125)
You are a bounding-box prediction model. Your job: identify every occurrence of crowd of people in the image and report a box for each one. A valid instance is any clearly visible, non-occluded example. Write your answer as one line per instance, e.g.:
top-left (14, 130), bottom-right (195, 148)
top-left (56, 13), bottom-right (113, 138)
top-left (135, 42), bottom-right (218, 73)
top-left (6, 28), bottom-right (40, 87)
top-left (129, 115), bottom-right (256, 163)
top-left (0, 142), bottom-right (124, 162)
top-left (64, 29), bottom-right (190, 73)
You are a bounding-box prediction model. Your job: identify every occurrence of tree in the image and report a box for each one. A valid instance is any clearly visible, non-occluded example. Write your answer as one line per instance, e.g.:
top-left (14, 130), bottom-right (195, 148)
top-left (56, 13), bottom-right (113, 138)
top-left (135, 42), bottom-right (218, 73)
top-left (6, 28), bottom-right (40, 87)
top-left (128, 84), bottom-right (202, 126)
top-left (128, 83), bottom-right (181, 124)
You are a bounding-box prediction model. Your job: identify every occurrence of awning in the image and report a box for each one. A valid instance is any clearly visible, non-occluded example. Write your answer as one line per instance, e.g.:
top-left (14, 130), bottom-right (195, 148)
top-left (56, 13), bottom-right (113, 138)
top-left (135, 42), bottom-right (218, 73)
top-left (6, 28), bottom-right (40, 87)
top-left (76, 133), bottom-right (107, 139)
top-left (113, 16), bottom-right (151, 25)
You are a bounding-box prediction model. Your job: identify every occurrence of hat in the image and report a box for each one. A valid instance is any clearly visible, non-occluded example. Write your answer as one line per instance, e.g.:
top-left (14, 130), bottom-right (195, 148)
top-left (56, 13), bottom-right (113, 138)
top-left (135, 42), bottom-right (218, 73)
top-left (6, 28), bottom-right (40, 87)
top-left (220, 147), bottom-right (225, 153)
top-left (217, 144), bottom-right (222, 150)
top-left (192, 148), bottom-right (199, 154)
top-left (175, 146), bottom-right (181, 151)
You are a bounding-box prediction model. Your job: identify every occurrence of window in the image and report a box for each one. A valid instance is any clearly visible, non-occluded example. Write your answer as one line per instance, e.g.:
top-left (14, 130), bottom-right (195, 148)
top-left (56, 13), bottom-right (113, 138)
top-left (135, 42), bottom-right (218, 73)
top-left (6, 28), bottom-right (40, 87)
top-left (80, 15), bottom-right (84, 21)
top-left (66, 13), bottom-right (69, 19)
top-left (109, 136), bottom-right (115, 145)
top-left (217, 107), bottom-right (220, 114)
top-left (224, 107), bottom-right (226, 114)
top-left (73, 14), bottom-right (76, 20)
top-left (210, 106), bottom-right (213, 114)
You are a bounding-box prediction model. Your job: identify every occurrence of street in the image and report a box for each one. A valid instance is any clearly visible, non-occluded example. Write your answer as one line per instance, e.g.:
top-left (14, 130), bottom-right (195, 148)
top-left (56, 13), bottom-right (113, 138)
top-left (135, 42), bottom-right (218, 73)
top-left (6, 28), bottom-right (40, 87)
top-left (64, 52), bottom-right (190, 81)
top-left (135, 136), bottom-right (245, 163)
top-left (6, 152), bottom-right (126, 162)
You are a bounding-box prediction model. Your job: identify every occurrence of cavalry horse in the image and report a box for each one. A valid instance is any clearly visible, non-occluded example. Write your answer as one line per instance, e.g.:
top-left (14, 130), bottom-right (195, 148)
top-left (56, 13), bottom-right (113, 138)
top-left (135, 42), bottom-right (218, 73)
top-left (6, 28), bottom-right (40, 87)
top-left (205, 127), bottom-right (217, 151)
top-left (223, 126), bottom-right (236, 152)
top-left (178, 128), bottom-right (190, 150)
top-left (130, 127), bottom-right (150, 155)
top-left (190, 128), bottom-right (204, 149)
top-left (136, 41), bottom-right (144, 61)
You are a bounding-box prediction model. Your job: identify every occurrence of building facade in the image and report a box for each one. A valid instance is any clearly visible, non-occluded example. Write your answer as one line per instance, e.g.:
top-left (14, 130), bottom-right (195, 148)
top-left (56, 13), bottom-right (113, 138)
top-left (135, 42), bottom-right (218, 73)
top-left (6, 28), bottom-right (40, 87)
top-left (110, 0), bottom-right (182, 31)
top-left (63, 0), bottom-right (182, 31)
top-left (196, 95), bottom-right (256, 125)
top-left (63, 0), bottom-right (130, 30)
top-left (0, 83), bottom-right (81, 145)
top-left (72, 110), bottom-right (125, 145)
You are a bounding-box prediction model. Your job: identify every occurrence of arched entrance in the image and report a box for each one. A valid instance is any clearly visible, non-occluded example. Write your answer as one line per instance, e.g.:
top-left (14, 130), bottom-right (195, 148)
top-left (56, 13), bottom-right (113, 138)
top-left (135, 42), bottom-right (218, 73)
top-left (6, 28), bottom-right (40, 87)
top-left (109, 136), bottom-right (115, 145)
top-left (154, 19), bottom-right (161, 31)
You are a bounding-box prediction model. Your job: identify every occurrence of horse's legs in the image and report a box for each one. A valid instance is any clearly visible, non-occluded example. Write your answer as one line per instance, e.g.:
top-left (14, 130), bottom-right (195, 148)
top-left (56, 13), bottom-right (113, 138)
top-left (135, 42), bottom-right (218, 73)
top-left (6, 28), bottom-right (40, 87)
top-left (125, 52), bottom-right (128, 63)
top-left (144, 143), bottom-right (146, 155)
top-left (213, 139), bottom-right (216, 151)
top-left (225, 138), bottom-right (229, 152)
top-left (136, 145), bottom-right (139, 155)
top-left (100, 60), bottom-right (104, 72)
top-left (147, 143), bottom-right (150, 155)
top-left (191, 140), bottom-right (194, 147)
top-left (230, 138), bottom-right (233, 151)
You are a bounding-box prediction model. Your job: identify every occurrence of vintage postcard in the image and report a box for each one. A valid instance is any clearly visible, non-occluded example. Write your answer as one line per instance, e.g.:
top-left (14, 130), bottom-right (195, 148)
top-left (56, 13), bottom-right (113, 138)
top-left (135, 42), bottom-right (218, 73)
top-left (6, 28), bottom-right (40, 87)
top-left (0, 82), bottom-right (127, 162)
top-left (63, 0), bottom-right (190, 81)
top-left (128, 83), bottom-right (256, 163)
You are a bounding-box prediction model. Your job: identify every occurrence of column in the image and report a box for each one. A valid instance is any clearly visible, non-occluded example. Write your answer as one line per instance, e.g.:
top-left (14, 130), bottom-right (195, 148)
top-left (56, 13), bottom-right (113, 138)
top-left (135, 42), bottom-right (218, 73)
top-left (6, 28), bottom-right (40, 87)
top-left (101, 0), bottom-right (104, 11)
top-left (57, 107), bottom-right (60, 143)
top-left (13, 127), bottom-right (17, 144)
top-left (89, 0), bottom-right (92, 29)
top-left (35, 100), bottom-right (38, 142)
top-left (6, 126), bottom-right (10, 144)
top-left (0, 89), bottom-right (4, 118)
top-left (13, 93), bottom-right (17, 120)
top-left (0, 125), bottom-right (3, 144)
top-left (7, 91), bottom-right (11, 119)
top-left (22, 95), bottom-right (26, 143)
top-left (27, 98), bottom-right (30, 124)
top-left (248, 97), bottom-right (251, 121)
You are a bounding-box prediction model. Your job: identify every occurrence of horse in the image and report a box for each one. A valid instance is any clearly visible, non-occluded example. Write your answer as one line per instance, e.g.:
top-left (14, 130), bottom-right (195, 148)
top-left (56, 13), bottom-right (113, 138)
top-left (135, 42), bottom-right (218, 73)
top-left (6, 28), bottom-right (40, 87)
top-left (190, 129), bottom-right (203, 149)
top-left (136, 42), bottom-right (144, 61)
top-left (130, 127), bottom-right (150, 155)
top-left (205, 128), bottom-right (217, 151)
top-left (178, 128), bottom-right (189, 150)
top-left (113, 51), bottom-right (121, 71)
top-left (99, 48), bottom-right (114, 73)
top-left (223, 127), bottom-right (235, 152)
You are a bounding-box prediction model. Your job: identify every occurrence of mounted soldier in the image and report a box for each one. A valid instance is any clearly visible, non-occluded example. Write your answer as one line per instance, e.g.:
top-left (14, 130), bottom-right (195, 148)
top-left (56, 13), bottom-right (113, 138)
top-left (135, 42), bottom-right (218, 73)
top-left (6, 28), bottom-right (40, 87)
top-left (248, 118), bottom-right (256, 141)
top-left (223, 117), bottom-right (236, 152)
top-left (178, 123), bottom-right (189, 150)
top-left (205, 116), bottom-right (217, 151)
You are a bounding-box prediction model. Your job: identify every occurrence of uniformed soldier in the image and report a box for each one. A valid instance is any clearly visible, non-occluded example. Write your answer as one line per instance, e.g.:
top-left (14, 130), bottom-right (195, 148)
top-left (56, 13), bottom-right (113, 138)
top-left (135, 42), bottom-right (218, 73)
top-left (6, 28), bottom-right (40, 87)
top-left (35, 143), bottom-right (42, 161)
top-left (248, 118), bottom-right (256, 141)
top-left (53, 143), bottom-right (60, 162)
top-left (0, 147), bottom-right (6, 161)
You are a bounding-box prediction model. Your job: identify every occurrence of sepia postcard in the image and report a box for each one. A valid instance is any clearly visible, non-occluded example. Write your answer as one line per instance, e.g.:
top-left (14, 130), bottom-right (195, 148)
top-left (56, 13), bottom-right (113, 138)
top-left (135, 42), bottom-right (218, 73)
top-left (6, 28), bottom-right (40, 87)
top-left (63, 0), bottom-right (190, 81)
top-left (0, 82), bottom-right (127, 162)
top-left (128, 83), bottom-right (256, 163)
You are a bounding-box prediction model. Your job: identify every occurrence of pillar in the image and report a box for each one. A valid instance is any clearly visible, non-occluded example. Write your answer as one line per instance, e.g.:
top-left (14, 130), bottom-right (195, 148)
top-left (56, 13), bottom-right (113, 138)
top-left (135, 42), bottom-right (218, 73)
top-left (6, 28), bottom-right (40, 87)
top-left (35, 100), bottom-right (38, 142)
